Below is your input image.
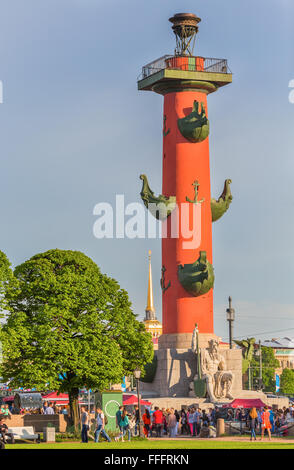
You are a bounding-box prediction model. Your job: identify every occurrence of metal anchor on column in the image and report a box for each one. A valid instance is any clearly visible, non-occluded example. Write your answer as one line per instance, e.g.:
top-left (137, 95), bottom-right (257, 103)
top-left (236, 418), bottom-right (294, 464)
top-left (160, 266), bottom-right (171, 293)
top-left (186, 180), bottom-right (205, 204)
top-left (163, 115), bottom-right (170, 137)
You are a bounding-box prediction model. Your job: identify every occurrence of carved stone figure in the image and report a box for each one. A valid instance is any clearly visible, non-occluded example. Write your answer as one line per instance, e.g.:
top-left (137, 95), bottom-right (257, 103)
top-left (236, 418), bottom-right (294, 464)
top-left (211, 179), bottom-right (233, 222)
top-left (191, 323), bottom-right (198, 354)
top-left (139, 174), bottom-right (176, 220)
top-left (178, 251), bottom-right (214, 297)
top-left (199, 339), bottom-right (234, 403)
top-left (190, 324), bottom-right (207, 397)
top-left (234, 337), bottom-right (256, 374)
top-left (177, 100), bottom-right (209, 143)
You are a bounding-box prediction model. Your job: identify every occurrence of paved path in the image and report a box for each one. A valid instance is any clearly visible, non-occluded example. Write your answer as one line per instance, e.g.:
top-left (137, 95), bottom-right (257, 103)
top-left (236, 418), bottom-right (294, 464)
top-left (148, 436), bottom-right (294, 443)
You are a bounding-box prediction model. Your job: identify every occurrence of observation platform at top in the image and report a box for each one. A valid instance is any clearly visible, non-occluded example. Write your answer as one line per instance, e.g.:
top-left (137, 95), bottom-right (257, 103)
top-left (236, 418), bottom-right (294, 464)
top-left (137, 55), bottom-right (232, 94)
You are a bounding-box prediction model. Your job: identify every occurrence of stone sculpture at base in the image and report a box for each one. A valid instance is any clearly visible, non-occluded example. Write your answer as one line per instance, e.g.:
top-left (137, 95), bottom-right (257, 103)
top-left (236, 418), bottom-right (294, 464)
top-left (190, 324), bottom-right (207, 397)
top-left (190, 335), bottom-right (235, 402)
top-left (201, 339), bottom-right (234, 402)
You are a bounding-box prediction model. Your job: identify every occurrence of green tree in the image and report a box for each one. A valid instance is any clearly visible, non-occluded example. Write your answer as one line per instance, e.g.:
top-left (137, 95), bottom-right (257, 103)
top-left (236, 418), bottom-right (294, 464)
top-left (0, 249), bottom-right (153, 430)
top-left (0, 250), bottom-right (15, 316)
top-left (250, 346), bottom-right (279, 392)
top-left (280, 368), bottom-right (294, 395)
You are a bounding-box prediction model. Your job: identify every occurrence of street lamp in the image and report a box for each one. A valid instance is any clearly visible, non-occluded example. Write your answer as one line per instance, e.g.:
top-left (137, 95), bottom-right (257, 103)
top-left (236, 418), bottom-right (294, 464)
top-left (226, 296), bottom-right (235, 349)
top-left (133, 367), bottom-right (144, 437)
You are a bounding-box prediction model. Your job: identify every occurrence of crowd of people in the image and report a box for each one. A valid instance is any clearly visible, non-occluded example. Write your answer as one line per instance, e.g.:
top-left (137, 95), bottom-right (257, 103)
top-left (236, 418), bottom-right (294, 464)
top-left (232, 405), bottom-right (294, 439)
top-left (2, 397), bottom-right (294, 443)
top-left (79, 404), bottom-right (219, 443)
top-left (81, 405), bottom-right (137, 443)
top-left (141, 406), bottom-right (217, 438)
top-left (139, 404), bottom-right (294, 440)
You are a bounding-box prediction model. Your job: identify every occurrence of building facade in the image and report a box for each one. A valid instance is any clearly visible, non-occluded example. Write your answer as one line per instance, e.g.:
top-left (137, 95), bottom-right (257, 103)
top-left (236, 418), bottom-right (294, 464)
top-left (262, 338), bottom-right (294, 375)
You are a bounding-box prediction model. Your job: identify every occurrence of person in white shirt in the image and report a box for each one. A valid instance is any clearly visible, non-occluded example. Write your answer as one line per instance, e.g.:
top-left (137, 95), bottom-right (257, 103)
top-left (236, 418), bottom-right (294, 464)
top-left (94, 407), bottom-right (111, 443)
top-left (285, 409), bottom-right (294, 423)
top-left (44, 403), bottom-right (54, 415)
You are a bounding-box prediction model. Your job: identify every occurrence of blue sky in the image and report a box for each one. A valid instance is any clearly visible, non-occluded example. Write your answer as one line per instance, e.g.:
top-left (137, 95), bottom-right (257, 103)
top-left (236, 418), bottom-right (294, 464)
top-left (0, 0), bottom-right (294, 341)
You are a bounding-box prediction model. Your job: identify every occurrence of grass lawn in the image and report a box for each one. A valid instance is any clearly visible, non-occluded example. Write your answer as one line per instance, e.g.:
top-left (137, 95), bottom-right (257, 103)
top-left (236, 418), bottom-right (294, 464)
top-left (5, 439), bottom-right (294, 449)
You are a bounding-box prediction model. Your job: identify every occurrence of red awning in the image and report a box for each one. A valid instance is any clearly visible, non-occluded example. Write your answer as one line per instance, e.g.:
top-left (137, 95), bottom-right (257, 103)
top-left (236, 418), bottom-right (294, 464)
top-left (42, 391), bottom-right (90, 405)
top-left (43, 392), bottom-right (69, 401)
top-left (123, 394), bottom-right (151, 406)
top-left (2, 395), bottom-right (15, 402)
top-left (223, 398), bottom-right (267, 409)
top-left (42, 392), bottom-right (84, 405)
top-left (42, 392), bottom-right (69, 405)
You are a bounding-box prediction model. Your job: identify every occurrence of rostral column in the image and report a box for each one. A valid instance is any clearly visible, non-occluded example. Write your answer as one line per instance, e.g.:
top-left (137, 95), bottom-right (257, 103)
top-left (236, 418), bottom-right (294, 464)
top-left (139, 13), bottom-right (233, 348)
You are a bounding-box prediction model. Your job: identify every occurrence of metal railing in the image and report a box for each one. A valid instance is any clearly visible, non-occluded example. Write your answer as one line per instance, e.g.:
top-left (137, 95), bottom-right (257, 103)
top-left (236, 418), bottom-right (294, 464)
top-left (140, 55), bottom-right (173, 80)
top-left (204, 58), bottom-right (230, 74)
top-left (138, 55), bottom-right (231, 81)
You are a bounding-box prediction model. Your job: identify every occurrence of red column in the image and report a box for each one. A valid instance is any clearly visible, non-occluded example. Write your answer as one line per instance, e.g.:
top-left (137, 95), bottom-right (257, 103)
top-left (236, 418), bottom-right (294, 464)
top-left (162, 90), bottom-right (213, 335)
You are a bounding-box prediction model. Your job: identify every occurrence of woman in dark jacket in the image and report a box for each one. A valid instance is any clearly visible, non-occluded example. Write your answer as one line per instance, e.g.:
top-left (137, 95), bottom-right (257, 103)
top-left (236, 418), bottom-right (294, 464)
top-left (180, 410), bottom-right (190, 435)
top-left (248, 407), bottom-right (258, 441)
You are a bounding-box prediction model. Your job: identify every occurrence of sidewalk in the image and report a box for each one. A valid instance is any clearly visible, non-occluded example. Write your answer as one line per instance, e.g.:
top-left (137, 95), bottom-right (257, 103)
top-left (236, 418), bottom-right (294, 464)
top-left (148, 435), bottom-right (294, 443)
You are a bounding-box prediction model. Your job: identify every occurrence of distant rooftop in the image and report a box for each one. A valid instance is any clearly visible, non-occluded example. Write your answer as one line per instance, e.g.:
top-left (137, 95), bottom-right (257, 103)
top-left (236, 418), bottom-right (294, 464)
top-left (261, 337), bottom-right (294, 349)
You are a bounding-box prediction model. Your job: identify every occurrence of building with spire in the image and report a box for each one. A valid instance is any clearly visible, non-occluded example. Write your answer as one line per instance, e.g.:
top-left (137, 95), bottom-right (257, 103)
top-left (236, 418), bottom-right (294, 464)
top-left (143, 250), bottom-right (162, 343)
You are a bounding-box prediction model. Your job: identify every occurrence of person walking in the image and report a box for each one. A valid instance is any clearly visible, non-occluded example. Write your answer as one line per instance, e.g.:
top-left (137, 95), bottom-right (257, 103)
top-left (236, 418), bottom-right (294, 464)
top-left (188, 407), bottom-right (195, 435)
top-left (248, 407), bottom-right (257, 441)
top-left (153, 407), bottom-right (163, 437)
top-left (275, 412), bottom-right (283, 436)
top-left (284, 408), bottom-right (292, 423)
top-left (238, 408), bottom-right (246, 434)
top-left (0, 418), bottom-right (15, 444)
top-left (120, 409), bottom-right (131, 442)
top-left (261, 406), bottom-right (272, 441)
top-left (128, 414), bottom-right (136, 438)
top-left (227, 409), bottom-right (233, 422)
top-left (207, 408), bottom-right (213, 424)
top-left (142, 408), bottom-right (151, 437)
top-left (180, 410), bottom-right (190, 435)
top-left (116, 405), bottom-right (124, 433)
top-left (257, 408), bottom-right (263, 434)
top-left (80, 406), bottom-right (89, 443)
top-left (0, 404), bottom-right (11, 417)
top-left (167, 409), bottom-right (177, 438)
top-left (133, 405), bottom-right (140, 436)
top-left (201, 410), bottom-right (209, 427)
top-left (194, 408), bottom-right (201, 436)
top-left (211, 407), bottom-right (217, 426)
top-left (269, 408), bottom-right (275, 434)
top-left (162, 409), bottom-right (168, 436)
top-left (174, 409), bottom-right (180, 435)
top-left (44, 402), bottom-right (54, 415)
top-left (94, 407), bottom-right (111, 443)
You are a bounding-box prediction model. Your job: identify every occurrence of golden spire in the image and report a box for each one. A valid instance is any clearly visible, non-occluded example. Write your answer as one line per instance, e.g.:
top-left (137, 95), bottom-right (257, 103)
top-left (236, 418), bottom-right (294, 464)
top-left (146, 250), bottom-right (155, 313)
top-left (144, 250), bottom-right (162, 338)
top-left (145, 246), bottom-right (156, 320)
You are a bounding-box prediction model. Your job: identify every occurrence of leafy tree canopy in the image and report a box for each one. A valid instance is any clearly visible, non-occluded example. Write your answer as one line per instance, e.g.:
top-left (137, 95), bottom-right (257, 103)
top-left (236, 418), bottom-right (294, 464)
top-left (280, 368), bottom-right (294, 395)
top-left (251, 346), bottom-right (279, 392)
top-left (0, 249), bottom-right (153, 425)
top-left (0, 250), bottom-right (15, 316)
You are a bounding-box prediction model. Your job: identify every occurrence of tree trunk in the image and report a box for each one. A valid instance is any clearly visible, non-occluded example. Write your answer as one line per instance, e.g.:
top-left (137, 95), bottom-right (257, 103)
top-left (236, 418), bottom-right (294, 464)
top-left (68, 388), bottom-right (80, 433)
